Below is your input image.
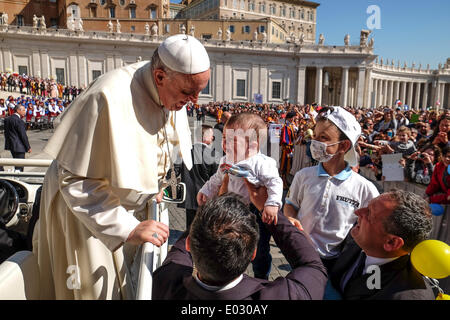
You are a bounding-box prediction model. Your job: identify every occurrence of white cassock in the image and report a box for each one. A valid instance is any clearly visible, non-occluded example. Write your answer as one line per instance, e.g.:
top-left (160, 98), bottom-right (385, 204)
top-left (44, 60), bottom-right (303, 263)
top-left (32, 61), bottom-right (193, 299)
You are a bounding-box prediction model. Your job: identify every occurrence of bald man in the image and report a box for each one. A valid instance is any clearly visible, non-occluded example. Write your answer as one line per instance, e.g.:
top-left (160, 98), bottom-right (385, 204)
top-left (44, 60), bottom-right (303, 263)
top-left (33, 35), bottom-right (210, 299)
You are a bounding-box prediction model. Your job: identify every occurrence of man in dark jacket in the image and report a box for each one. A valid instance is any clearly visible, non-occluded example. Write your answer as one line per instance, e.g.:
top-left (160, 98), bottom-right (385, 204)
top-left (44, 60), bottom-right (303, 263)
top-left (152, 188), bottom-right (327, 300)
top-left (4, 105), bottom-right (31, 171)
top-left (329, 190), bottom-right (436, 300)
top-left (179, 124), bottom-right (218, 229)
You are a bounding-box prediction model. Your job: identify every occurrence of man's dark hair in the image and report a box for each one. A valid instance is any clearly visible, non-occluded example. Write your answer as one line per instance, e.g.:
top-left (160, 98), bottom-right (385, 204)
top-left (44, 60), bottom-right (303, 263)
top-left (189, 193), bottom-right (259, 285)
top-left (383, 190), bottom-right (432, 252)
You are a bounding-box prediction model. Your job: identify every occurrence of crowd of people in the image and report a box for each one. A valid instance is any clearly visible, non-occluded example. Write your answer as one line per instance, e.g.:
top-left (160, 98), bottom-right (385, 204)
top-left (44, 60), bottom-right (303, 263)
top-left (1, 72), bottom-right (83, 101)
top-left (0, 94), bottom-right (72, 130)
top-left (189, 101), bottom-right (450, 205)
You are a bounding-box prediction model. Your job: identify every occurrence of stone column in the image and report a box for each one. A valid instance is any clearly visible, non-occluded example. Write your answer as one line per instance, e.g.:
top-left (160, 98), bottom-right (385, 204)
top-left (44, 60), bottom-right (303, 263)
top-left (434, 81), bottom-right (441, 109)
top-left (363, 68), bottom-right (372, 109)
top-left (445, 84), bottom-right (450, 109)
top-left (422, 82), bottom-right (429, 109)
top-left (388, 80), bottom-right (394, 107)
top-left (224, 62), bottom-right (232, 101)
top-left (78, 54), bottom-right (87, 88)
top-left (41, 51), bottom-right (50, 80)
top-left (340, 67), bottom-right (349, 107)
top-left (32, 50), bottom-right (41, 78)
top-left (407, 82), bottom-right (414, 107)
top-left (315, 66), bottom-right (323, 105)
top-left (215, 62), bottom-right (224, 102)
top-left (414, 82), bottom-right (421, 110)
top-left (400, 81), bottom-right (407, 105)
top-left (383, 79), bottom-right (388, 106)
top-left (69, 54), bottom-right (78, 86)
top-left (356, 67), bottom-right (365, 107)
top-left (376, 79), bottom-right (382, 107)
top-left (394, 81), bottom-right (400, 103)
top-left (296, 66), bottom-right (306, 105)
top-left (440, 83), bottom-right (446, 107)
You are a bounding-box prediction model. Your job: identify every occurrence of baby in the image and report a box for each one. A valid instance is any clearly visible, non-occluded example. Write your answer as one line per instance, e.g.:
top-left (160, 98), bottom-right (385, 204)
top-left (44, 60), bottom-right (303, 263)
top-left (197, 112), bottom-right (283, 224)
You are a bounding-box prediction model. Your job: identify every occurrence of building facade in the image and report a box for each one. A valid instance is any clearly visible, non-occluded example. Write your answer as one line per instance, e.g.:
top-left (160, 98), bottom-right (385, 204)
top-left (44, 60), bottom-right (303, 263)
top-left (0, 25), bottom-right (448, 109)
top-left (0, 0), bottom-right (315, 42)
top-left (179, 0), bottom-right (319, 43)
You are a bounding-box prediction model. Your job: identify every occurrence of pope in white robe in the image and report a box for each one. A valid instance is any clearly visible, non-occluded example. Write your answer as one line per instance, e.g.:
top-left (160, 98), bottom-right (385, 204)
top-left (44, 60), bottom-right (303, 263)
top-left (32, 35), bottom-right (211, 299)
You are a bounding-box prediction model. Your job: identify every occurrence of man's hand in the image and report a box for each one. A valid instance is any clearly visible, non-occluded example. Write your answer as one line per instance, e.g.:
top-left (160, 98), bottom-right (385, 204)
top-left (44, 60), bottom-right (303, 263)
top-left (126, 220), bottom-right (169, 247)
top-left (197, 191), bottom-right (208, 206)
top-left (262, 205), bottom-right (278, 225)
top-left (287, 216), bottom-right (304, 231)
top-left (27, 148), bottom-right (31, 153)
top-left (243, 179), bottom-right (267, 212)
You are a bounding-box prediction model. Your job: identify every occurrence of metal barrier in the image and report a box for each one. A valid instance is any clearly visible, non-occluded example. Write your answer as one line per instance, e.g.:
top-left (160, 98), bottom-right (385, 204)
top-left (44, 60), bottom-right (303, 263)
top-left (135, 199), bottom-right (169, 300)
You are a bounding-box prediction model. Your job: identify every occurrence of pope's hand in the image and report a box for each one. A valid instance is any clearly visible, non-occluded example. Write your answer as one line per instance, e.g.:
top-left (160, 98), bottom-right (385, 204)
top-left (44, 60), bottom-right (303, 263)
top-left (126, 220), bottom-right (169, 247)
top-left (155, 190), bottom-right (164, 203)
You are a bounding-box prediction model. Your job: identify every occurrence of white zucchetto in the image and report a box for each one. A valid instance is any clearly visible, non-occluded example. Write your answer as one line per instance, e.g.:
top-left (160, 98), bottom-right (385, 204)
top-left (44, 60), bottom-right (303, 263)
top-left (158, 34), bottom-right (210, 74)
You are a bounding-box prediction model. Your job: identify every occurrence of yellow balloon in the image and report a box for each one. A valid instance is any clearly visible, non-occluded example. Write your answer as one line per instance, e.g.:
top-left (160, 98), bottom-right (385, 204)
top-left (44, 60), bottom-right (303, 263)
top-left (436, 293), bottom-right (450, 300)
top-left (410, 240), bottom-right (450, 279)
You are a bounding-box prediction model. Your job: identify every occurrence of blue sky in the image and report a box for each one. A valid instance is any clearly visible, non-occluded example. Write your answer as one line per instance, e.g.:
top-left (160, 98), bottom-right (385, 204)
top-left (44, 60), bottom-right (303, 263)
top-left (171, 0), bottom-right (449, 68)
top-left (315, 0), bottom-right (450, 69)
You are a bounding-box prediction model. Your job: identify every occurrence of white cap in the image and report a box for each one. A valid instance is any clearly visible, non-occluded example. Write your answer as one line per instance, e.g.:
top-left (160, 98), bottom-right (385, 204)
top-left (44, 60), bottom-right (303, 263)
top-left (316, 106), bottom-right (361, 166)
top-left (158, 34), bottom-right (210, 74)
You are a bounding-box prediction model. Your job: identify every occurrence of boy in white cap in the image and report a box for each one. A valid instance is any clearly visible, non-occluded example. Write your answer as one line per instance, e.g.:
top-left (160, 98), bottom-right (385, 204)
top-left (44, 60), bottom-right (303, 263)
top-left (33, 35), bottom-right (210, 299)
top-left (284, 106), bottom-right (379, 271)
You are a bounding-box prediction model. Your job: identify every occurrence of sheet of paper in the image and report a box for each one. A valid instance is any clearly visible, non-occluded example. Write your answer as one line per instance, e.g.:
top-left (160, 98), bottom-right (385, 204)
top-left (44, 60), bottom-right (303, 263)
top-left (382, 153), bottom-right (405, 181)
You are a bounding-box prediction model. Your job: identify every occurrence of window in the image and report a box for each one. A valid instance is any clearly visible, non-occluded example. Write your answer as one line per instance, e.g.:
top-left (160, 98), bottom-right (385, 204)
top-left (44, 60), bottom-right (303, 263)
top-left (243, 25), bottom-right (250, 33)
top-left (271, 26), bottom-right (274, 35)
top-left (290, 8), bottom-right (295, 18)
top-left (56, 68), bottom-right (65, 85)
top-left (248, 2), bottom-right (254, 11)
top-left (150, 7), bottom-right (157, 19)
top-left (109, 7), bottom-right (115, 18)
top-left (17, 15), bottom-right (24, 26)
top-left (232, 0), bottom-right (237, 8)
top-left (270, 5), bottom-right (276, 15)
top-left (300, 9), bottom-right (304, 20)
top-left (272, 81), bottom-right (281, 99)
top-left (50, 18), bottom-right (58, 28)
top-left (18, 66), bottom-right (28, 76)
top-left (164, 24), bottom-right (170, 33)
top-left (100, 0), bottom-right (106, 5)
top-left (92, 70), bottom-right (102, 81)
top-left (229, 25), bottom-right (235, 33)
top-left (201, 80), bottom-right (210, 95)
top-left (259, 25), bottom-right (265, 33)
top-left (260, 3), bottom-right (265, 13)
top-left (310, 12), bottom-right (314, 21)
top-left (119, 0), bottom-right (125, 5)
top-left (90, 7), bottom-right (97, 18)
top-left (280, 6), bottom-right (285, 17)
top-left (131, 25), bottom-right (135, 31)
top-left (240, 0), bottom-right (245, 10)
top-left (130, 7), bottom-right (136, 18)
top-left (236, 79), bottom-right (246, 97)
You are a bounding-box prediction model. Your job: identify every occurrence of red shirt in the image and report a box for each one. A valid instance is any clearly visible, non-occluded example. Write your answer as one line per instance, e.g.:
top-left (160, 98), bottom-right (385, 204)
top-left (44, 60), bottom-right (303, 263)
top-left (426, 161), bottom-right (450, 204)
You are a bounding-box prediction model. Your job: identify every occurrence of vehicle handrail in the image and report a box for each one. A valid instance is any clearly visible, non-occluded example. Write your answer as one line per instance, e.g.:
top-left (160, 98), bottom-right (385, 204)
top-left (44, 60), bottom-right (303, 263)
top-left (135, 199), bottom-right (169, 300)
top-left (0, 158), bottom-right (53, 167)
